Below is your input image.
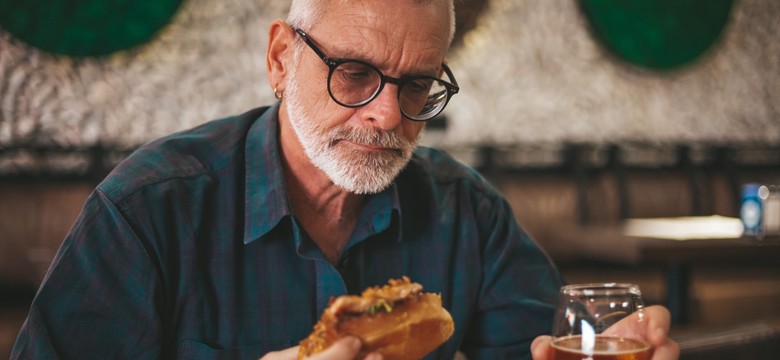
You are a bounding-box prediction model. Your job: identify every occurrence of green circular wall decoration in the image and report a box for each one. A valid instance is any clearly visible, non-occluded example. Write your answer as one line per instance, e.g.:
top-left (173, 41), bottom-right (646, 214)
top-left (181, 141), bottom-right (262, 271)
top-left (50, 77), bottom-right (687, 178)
top-left (581, 0), bottom-right (734, 70)
top-left (0, 0), bottom-right (184, 57)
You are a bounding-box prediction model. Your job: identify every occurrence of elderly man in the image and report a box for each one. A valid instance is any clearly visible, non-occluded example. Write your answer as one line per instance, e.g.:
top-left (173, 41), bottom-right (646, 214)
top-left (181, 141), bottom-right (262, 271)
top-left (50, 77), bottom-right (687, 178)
top-left (12, 0), bottom-right (678, 359)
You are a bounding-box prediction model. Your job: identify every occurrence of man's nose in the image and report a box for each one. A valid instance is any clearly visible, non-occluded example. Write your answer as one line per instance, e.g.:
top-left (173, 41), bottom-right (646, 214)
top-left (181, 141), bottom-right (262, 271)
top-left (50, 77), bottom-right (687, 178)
top-left (359, 84), bottom-right (403, 131)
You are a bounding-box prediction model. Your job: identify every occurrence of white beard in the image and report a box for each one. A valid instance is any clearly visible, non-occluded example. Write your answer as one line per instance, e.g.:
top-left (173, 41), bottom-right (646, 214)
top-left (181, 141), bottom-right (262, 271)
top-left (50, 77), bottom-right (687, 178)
top-left (284, 66), bottom-right (419, 194)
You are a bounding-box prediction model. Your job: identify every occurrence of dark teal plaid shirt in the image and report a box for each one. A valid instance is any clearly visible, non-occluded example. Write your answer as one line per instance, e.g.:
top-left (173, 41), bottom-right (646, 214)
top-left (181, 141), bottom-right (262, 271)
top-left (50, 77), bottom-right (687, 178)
top-left (12, 103), bottom-right (562, 360)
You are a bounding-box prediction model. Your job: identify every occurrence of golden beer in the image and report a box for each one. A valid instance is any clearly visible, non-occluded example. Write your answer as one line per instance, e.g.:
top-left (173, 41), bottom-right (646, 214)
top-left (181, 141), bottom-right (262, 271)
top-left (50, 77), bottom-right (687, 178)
top-left (550, 335), bottom-right (651, 360)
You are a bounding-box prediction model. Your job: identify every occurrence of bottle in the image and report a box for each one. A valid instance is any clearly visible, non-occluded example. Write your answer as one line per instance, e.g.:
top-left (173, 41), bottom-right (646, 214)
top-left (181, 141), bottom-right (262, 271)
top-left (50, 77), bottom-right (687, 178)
top-left (740, 183), bottom-right (764, 239)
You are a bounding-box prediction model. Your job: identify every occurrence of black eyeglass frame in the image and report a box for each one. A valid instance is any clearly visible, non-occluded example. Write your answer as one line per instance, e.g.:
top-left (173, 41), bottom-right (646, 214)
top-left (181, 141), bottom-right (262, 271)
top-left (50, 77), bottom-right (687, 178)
top-left (292, 27), bottom-right (459, 121)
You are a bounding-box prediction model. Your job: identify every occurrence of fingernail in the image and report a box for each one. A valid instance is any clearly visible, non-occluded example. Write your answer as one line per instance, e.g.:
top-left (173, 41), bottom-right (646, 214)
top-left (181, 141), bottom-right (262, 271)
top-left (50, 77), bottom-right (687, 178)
top-left (347, 336), bottom-right (361, 350)
top-left (364, 353), bottom-right (383, 360)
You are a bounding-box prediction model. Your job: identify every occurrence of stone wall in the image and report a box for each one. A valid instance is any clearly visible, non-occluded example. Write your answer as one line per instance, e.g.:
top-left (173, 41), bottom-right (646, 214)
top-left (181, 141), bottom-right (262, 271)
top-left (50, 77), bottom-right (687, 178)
top-left (1, 0), bottom-right (778, 151)
top-left (445, 0), bottom-right (780, 146)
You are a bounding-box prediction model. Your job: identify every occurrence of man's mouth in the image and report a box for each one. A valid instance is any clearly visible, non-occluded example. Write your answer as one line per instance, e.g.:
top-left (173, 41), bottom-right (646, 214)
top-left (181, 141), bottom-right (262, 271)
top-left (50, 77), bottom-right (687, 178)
top-left (335, 139), bottom-right (402, 155)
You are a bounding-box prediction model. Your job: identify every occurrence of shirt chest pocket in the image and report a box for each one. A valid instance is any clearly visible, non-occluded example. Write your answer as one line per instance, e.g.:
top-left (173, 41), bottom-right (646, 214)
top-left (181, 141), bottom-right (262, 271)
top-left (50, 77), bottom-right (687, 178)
top-left (177, 339), bottom-right (294, 359)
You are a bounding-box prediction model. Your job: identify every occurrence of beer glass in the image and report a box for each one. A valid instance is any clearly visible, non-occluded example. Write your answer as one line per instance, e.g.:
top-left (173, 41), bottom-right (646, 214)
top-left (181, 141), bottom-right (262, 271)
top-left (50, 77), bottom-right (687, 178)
top-left (550, 283), bottom-right (651, 360)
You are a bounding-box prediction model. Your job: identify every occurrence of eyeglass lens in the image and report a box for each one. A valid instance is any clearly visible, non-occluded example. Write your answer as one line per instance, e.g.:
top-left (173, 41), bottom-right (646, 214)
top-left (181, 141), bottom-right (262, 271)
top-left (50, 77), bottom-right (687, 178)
top-left (329, 61), bottom-right (450, 120)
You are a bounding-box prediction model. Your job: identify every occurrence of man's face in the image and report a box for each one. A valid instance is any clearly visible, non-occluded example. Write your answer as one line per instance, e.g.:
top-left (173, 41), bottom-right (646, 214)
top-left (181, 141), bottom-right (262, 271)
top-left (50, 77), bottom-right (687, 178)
top-left (283, 1), bottom-right (451, 194)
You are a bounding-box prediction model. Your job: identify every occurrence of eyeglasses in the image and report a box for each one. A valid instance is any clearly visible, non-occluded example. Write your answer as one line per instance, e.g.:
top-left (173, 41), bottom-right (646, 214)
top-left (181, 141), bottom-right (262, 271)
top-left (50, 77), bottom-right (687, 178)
top-left (293, 27), bottom-right (459, 122)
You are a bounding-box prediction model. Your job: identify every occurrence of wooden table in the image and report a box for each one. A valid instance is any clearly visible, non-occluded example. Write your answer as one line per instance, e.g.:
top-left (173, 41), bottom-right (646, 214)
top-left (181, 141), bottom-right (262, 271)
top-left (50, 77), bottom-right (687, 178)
top-left (543, 217), bottom-right (780, 324)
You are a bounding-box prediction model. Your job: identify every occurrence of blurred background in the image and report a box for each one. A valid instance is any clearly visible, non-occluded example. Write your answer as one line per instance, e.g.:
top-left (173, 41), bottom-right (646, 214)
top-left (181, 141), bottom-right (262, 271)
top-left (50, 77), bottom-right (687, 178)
top-left (1, 0), bottom-right (779, 358)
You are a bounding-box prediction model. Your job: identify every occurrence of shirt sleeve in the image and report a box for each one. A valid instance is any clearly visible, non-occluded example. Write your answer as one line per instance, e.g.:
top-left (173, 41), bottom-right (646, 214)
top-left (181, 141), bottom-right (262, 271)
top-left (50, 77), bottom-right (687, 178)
top-left (460, 195), bottom-right (563, 360)
top-left (11, 189), bottom-right (163, 360)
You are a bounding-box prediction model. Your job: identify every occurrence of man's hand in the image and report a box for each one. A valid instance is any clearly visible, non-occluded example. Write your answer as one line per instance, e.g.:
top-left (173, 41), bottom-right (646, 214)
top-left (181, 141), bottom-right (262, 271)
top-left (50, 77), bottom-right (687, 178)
top-left (530, 305), bottom-right (680, 360)
top-left (260, 337), bottom-right (383, 360)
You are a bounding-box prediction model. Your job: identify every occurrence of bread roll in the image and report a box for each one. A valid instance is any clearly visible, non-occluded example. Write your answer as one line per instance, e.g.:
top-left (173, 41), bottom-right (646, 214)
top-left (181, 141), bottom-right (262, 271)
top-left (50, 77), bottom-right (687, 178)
top-left (298, 277), bottom-right (454, 360)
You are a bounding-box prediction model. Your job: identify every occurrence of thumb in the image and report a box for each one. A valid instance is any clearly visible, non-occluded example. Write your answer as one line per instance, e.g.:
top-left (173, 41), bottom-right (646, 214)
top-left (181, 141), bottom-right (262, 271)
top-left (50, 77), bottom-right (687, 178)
top-left (531, 335), bottom-right (552, 360)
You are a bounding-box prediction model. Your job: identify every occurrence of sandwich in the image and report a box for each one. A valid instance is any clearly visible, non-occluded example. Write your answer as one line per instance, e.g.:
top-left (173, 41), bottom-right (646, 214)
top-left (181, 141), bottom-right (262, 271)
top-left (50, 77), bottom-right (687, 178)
top-left (298, 277), bottom-right (454, 360)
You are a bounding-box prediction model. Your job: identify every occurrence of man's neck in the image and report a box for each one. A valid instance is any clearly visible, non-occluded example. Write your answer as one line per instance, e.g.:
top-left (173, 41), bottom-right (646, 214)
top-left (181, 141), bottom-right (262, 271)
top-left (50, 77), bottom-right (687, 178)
top-left (283, 160), bottom-right (363, 220)
top-left (278, 110), bottom-right (364, 265)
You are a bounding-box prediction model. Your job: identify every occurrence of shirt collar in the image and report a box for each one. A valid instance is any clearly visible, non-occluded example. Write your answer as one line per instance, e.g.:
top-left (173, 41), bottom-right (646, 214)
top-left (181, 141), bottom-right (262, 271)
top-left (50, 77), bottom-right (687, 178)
top-left (346, 182), bottom-right (403, 248)
top-left (243, 102), bottom-right (404, 244)
top-left (244, 102), bottom-right (292, 244)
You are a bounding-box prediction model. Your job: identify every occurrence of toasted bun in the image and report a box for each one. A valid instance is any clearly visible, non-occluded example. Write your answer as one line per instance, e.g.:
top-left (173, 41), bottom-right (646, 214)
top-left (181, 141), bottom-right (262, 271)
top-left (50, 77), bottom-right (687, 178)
top-left (298, 277), bottom-right (454, 360)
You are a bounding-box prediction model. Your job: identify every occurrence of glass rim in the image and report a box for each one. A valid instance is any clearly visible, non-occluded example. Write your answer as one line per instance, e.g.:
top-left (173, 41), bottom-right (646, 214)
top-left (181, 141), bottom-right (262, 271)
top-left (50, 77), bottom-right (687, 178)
top-left (560, 283), bottom-right (642, 296)
top-left (327, 62), bottom-right (449, 101)
top-left (292, 26), bottom-right (458, 122)
top-left (326, 60), bottom-right (455, 121)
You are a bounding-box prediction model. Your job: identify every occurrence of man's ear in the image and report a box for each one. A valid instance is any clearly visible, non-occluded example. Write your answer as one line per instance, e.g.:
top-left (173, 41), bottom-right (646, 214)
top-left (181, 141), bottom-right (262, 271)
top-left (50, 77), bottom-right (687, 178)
top-left (266, 19), bottom-right (294, 94)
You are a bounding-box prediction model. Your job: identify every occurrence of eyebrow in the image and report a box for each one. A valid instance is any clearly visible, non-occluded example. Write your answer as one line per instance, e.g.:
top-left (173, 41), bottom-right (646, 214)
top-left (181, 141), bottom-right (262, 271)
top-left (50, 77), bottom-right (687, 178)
top-left (301, 31), bottom-right (442, 79)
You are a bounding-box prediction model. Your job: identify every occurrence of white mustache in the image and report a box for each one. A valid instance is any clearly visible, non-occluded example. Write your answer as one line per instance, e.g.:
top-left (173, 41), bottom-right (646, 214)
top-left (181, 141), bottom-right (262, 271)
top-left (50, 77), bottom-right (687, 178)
top-left (328, 126), bottom-right (413, 150)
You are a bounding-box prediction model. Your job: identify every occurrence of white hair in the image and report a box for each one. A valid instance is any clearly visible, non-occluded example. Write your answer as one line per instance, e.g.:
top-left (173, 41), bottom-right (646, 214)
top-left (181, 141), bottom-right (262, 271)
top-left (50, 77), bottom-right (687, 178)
top-left (286, 0), bottom-right (326, 32)
top-left (286, 0), bottom-right (456, 46)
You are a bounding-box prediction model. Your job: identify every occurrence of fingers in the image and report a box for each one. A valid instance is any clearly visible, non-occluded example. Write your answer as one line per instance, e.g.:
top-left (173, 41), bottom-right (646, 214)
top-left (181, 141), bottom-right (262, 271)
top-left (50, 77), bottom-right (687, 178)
top-left (642, 305), bottom-right (672, 347)
top-left (262, 337), bottom-right (382, 360)
top-left (309, 337), bottom-right (363, 359)
top-left (260, 346), bottom-right (300, 360)
top-left (363, 353), bottom-right (384, 360)
top-left (651, 340), bottom-right (680, 360)
top-left (530, 335), bottom-right (552, 360)
top-left (261, 338), bottom-right (361, 360)
top-left (586, 305), bottom-right (678, 360)
top-left (306, 337), bottom-right (383, 360)
top-left (641, 306), bottom-right (679, 360)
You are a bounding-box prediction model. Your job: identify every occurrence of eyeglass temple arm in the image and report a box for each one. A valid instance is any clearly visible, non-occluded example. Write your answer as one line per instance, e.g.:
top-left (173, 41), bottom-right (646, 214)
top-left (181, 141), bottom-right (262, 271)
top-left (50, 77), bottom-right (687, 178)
top-left (293, 28), bottom-right (330, 62)
top-left (441, 64), bottom-right (459, 93)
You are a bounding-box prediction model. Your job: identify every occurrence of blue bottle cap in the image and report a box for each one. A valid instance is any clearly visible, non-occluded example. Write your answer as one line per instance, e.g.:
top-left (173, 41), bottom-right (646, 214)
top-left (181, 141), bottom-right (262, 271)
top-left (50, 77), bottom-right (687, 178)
top-left (742, 183), bottom-right (761, 198)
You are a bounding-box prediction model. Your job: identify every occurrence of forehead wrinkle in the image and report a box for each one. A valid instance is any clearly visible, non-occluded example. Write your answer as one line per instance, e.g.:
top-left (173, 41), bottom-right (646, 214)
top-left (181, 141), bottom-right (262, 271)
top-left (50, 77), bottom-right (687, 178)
top-left (398, 33), bottom-right (447, 74)
top-left (322, 26), bottom-right (444, 77)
